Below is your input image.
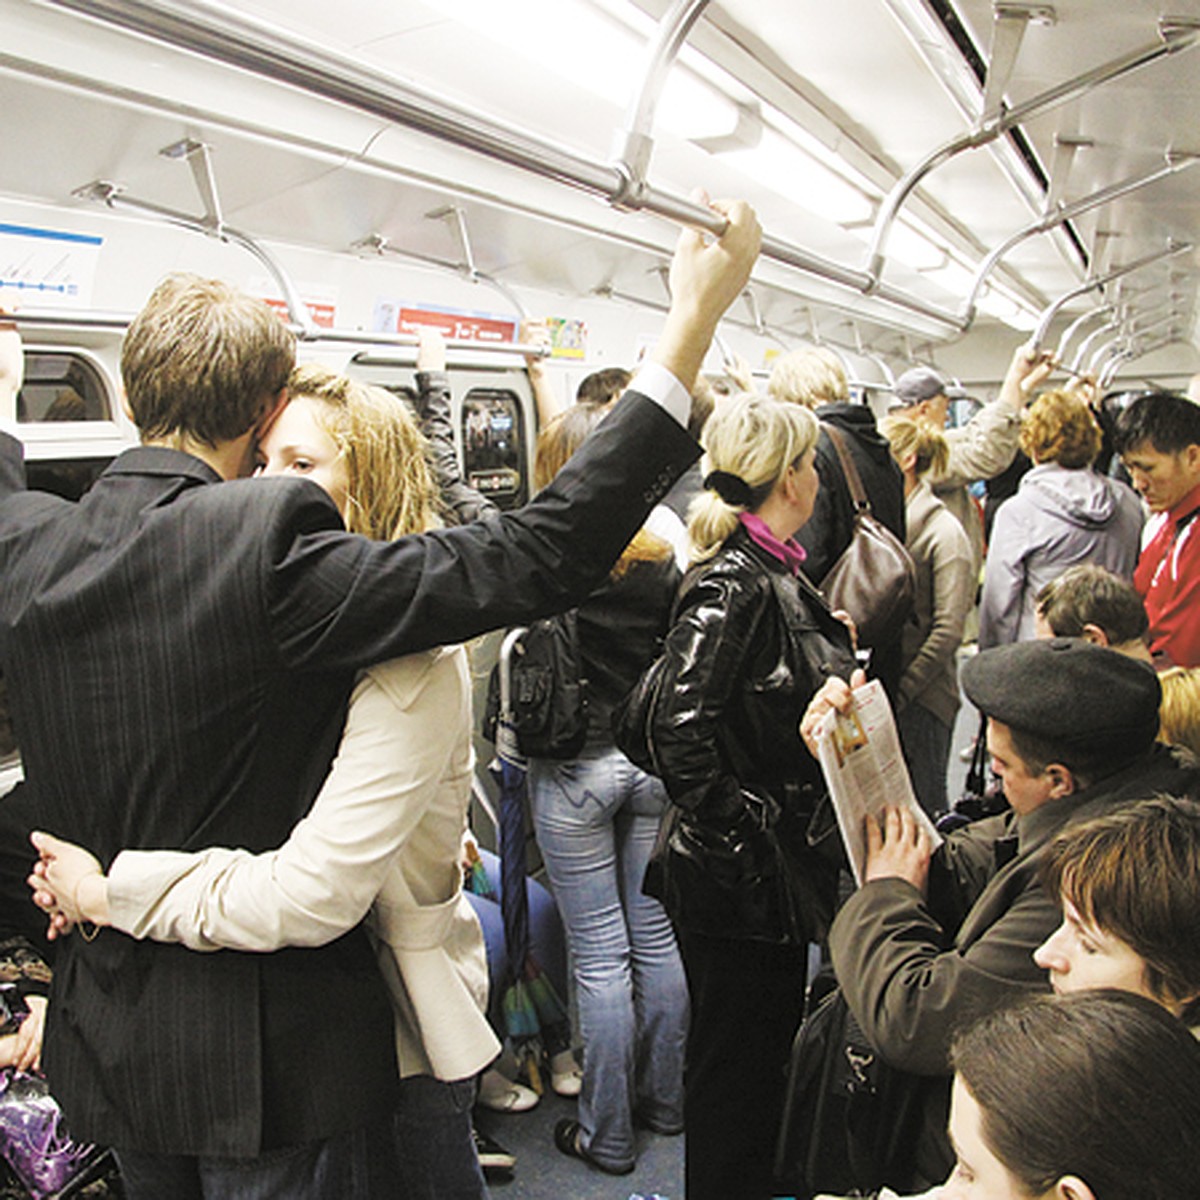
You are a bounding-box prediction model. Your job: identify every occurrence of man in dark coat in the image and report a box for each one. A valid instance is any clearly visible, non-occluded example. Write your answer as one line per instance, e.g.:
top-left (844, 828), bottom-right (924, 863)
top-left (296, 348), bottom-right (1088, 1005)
top-left (769, 347), bottom-right (906, 696)
top-left (0, 199), bottom-right (761, 1197)
top-left (803, 638), bottom-right (1200, 1190)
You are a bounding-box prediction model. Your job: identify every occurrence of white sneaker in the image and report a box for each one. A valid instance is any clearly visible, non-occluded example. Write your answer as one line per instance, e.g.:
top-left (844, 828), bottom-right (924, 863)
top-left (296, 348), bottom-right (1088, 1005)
top-left (549, 1050), bottom-right (583, 1097)
top-left (476, 1067), bottom-right (539, 1113)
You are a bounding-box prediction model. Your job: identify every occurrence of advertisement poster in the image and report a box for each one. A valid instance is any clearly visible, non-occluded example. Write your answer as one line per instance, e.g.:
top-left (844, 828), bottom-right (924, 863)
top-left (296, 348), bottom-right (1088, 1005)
top-left (546, 316), bottom-right (586, 359)
top-left (374, 299), bottom-right (517, 345)
top-left (0, 222), bottom-right (103, 307)
top-left (252, 279), bottom-right (338, 329)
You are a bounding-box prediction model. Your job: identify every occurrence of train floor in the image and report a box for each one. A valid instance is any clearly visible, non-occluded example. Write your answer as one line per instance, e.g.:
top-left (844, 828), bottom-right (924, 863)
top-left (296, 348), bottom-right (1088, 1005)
top-left (477, 1089), bottom-right (683, 1199)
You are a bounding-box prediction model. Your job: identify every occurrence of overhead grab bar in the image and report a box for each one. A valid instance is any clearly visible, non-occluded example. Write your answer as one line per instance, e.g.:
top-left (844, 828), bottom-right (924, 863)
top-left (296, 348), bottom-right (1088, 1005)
top-left (47, 0), bottom-right (963, 333)
top-left (961, 153), bottom-right (1200, 322)
top-left (1054, 305), bottom-right (1112, 365)
top-left (1070, 319), bottom-right (1120, 373)
top-left (1100, 332), bottom-right (1182, 387)
top-left (613, 0), bottom-right (713, 203)
top-left (1029, 241), bottom-right (1194, 352)
top-left (863, 17), bottom-right (1200, 289)
top-left (71, 179), bottom-right (319, 336)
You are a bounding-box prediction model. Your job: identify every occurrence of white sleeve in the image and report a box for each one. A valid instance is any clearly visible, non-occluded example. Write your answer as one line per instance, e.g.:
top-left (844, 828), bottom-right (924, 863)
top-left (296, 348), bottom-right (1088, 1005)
top-left (106, 653), bottom-right (468, 951)
top-left (629, 361), bottom-right (690, 427)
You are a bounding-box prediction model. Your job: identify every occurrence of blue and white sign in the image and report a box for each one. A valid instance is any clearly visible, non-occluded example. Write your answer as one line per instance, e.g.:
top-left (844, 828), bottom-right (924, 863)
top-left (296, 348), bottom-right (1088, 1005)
top-left (0, 222), bottom-right (103, 307)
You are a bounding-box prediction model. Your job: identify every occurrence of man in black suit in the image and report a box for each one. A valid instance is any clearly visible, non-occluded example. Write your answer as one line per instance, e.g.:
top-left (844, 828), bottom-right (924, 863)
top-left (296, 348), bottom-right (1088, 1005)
top-left (0, 199), bottom-right (761, 1197)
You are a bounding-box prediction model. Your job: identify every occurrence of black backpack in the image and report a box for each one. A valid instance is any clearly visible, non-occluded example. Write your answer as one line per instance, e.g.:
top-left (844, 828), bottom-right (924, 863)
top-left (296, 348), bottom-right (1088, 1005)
top-left (482, 611), bottom-right (590, 759)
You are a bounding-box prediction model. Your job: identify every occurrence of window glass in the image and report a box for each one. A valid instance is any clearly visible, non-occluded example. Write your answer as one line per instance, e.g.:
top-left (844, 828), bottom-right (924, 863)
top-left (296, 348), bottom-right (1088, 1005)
top-left (461, 389), bottom-right (527, 511)
top-left (17, 353), bottom-right (111, 423)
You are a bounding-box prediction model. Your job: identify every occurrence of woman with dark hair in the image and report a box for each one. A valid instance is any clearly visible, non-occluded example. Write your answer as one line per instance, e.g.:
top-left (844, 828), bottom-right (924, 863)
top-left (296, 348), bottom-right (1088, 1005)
top-left (979, 388), bottom-right (1143, 648)
top-left (622, 392), bottom-right (857, 1200)
top-left (948, 991), bottom-right (1200, 1200)
top-left (1034, 795), bottom-right (1200, 1025)
top-left (526, 404), bottom-right (689, 1176)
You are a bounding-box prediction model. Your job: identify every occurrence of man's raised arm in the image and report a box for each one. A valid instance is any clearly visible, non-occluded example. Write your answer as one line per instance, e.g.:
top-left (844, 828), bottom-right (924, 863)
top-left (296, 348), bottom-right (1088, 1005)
top-left (0, 316), bottom-right (25, 494)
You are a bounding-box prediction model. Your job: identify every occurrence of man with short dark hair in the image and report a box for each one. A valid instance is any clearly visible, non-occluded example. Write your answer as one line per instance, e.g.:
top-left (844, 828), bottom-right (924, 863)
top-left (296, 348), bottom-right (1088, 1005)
top-left (1115, 391), bottom-right (1200, 667)
top-left (802, 638), bottom-right (1199, 1189)
top-left (1033, 563), bottom-right (1151, 660)
top-left (575, 366), bottom-right (632, 407)
top-left (0, 198), bottom-right (762, 1197)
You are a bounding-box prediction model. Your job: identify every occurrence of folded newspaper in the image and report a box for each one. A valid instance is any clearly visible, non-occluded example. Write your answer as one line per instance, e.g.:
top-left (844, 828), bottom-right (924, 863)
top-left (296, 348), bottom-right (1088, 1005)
top-left (812, 678), bottom-right (942, 886)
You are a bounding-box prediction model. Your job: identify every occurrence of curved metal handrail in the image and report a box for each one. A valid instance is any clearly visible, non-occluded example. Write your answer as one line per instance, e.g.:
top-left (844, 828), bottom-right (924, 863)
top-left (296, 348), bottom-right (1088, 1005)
top-left (863, 19), bottom-right (1200, 288)
top-left (1030, 242), bottom-right (1193, 352)
top-left (960, 154), bottom-right (1199, 322)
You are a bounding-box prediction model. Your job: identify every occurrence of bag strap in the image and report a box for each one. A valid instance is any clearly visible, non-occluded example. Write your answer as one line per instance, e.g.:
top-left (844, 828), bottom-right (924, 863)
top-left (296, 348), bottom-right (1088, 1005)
top-left (965, 709), bottom-right (990, 794)
top-left (823, 425), bottom-right (871, 515)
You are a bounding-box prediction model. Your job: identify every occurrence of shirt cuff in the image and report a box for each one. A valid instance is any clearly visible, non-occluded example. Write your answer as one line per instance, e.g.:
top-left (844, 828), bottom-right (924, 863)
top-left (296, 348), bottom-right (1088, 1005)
top-left (629, 361), bottom-right (690, 428)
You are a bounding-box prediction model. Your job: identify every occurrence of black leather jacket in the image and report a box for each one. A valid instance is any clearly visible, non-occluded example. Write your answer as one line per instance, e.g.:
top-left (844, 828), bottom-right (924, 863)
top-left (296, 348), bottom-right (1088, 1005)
top-left (643, 525), bottom-right (858, 943)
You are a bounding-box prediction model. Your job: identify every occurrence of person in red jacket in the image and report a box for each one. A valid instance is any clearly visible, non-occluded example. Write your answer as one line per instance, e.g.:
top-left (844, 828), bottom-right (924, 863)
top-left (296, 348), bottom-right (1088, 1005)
top-left (1115, 392), bottom-right (1200, 667)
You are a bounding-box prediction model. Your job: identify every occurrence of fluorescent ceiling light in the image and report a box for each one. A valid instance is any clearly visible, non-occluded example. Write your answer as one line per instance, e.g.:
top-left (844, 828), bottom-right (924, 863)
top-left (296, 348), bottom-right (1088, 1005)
top-left (422, 0), bottom-right (735, 140)
top-left (722, 129), bottom-right (874, 225)
top-left (977, 286), bottom-right (1039, 331)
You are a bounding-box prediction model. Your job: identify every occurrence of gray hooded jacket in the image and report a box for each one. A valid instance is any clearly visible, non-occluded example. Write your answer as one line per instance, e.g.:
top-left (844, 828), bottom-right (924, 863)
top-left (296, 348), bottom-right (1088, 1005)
top-left (979, 463), bottom-right (1144, 646)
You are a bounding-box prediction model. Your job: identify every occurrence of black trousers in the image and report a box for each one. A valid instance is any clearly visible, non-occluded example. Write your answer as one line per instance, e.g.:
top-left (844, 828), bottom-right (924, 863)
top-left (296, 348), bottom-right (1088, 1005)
top-left (677, 929), bottom-right (808, 1200)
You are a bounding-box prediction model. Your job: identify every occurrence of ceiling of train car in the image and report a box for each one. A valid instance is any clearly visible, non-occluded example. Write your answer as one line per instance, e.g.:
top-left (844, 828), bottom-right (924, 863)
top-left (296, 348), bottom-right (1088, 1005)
top-left (3, 0), bottom-right (1199, 364)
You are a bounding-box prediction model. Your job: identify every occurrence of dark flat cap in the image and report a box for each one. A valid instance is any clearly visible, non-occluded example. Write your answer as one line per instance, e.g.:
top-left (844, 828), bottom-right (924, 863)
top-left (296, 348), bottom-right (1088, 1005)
top-left (962, 638), bottom-right (1161, 755)
top-left (893, 366), bottom-right (966, 407)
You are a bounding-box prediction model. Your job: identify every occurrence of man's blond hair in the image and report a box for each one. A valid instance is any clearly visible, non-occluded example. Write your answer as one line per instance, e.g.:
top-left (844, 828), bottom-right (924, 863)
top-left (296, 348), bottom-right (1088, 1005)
top-left (768, 346), bottom-right (849, 410)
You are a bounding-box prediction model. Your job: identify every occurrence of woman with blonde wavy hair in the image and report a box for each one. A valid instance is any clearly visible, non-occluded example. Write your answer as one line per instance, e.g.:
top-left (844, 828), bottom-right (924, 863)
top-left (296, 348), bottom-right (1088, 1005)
top-left (979, 387), bottom-right (1143, 648)
top-left (30, 365), bottom-right (498, 1199)
top-left (527, 403), bottom-right (690, 1177)
top-left (618, 393), bottom-right (857, 1200)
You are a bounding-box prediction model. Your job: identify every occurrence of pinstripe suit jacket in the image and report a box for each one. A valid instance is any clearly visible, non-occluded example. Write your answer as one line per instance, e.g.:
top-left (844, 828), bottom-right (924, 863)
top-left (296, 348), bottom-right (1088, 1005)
top-left (0, 391), bottom-right (696, 1156)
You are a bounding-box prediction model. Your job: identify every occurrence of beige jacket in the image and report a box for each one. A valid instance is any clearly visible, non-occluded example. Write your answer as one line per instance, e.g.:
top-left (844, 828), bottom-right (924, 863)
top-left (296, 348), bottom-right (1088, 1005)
top-left (930, 398), bottom-right (1022, 573)
top-left (899, 482), bottom-right (975, 727)
top-left (107, 647), bottom-right (499, 1083)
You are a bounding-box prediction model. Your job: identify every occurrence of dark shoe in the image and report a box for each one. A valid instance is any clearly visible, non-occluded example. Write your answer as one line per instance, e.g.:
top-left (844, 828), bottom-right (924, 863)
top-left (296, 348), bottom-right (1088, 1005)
top-left (553, 1118), bottom-right (634, 1176)
top-left (472, 1125), bottom-right (515, 1174)
top-left (633, 1110), bottom-right (684, 1136)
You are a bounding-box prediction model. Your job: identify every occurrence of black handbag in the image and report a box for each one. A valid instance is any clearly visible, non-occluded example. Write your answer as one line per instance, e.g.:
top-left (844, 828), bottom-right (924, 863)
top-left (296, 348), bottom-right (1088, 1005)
top-left (482, 610), bottom-right (590, 758)
top-left (774, 987), bottom-right (925, 1197)
top-left (820, 426), bottom-right (916, 651)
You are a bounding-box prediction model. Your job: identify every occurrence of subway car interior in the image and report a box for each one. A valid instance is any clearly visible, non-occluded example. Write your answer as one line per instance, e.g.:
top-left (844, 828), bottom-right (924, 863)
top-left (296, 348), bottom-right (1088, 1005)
top-left (2, 1), bottom-right (1199, 1197)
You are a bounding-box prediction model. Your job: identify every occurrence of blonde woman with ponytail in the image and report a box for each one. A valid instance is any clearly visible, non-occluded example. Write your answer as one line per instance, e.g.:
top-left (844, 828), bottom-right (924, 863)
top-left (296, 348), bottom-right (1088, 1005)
top-left (881, 414), bottom-right (974, 816)
top-left (617, 393), bottom-right (857, 1200)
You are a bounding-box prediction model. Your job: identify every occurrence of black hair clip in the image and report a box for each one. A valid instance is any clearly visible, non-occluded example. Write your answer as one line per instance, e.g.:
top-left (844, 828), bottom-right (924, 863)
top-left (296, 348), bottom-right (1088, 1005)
top-left (703, 469), bottom-right (755, 507)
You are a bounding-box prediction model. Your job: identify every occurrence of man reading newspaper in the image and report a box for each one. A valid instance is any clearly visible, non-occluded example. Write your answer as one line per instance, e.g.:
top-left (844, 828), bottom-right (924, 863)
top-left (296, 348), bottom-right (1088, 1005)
top-left (798, 638), bottom-right (1190, 1192)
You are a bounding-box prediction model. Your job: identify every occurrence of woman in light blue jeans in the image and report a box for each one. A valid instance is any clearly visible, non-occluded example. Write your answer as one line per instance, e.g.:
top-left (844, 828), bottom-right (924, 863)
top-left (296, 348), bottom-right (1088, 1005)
top-left (528, 405), bottom-right (688, 1176)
